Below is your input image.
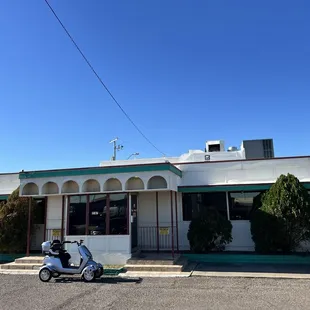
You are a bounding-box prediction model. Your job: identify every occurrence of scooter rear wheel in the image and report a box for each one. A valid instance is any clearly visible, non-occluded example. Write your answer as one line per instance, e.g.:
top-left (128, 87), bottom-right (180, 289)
top-left (39, 268), bottom-right (52, 282)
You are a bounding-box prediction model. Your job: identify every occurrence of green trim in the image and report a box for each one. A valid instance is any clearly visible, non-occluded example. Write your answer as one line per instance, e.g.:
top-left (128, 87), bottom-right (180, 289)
top-left (179, 184), bottom-right (271, 193)
top-left (183, 253), bottom-right (310, 265)
top-left (179, 183), bottom-right (310, 193)
top-left (19, 163), bottom-right (182, 180)
top-left (0, 195), bottom-right (9, 200)
top-left (169, 165), bottom-right (182, 177)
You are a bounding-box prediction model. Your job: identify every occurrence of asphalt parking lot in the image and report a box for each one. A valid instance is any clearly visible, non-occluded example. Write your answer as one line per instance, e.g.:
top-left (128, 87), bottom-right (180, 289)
top-left (1, 275), bottom-right (310, 310)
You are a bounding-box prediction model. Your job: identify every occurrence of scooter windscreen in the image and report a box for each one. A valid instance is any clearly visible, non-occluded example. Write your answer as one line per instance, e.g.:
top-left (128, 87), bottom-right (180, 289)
top-left (80, 245), bottom-right (93, 259)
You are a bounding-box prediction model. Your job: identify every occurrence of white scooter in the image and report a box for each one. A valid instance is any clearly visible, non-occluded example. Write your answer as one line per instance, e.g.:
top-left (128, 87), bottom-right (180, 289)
top-left (39, 239), bottom-right (104, 282)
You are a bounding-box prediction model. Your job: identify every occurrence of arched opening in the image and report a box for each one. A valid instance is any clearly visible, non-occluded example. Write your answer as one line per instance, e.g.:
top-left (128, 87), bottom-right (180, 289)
top-left (125, 177), bottom-right (144, 191)
top-left (82, 179), bottom-right (100, 193)
top-left (42, 182), bottom-right (59, 195)
top-left (61, 180), bottom-right (79, 194)
top-left (103, 178), bottom-right (122, 191)
top-left (147, 176), bottom-right (168, 189)
top-left (22, 182), bottom-right (39, 195)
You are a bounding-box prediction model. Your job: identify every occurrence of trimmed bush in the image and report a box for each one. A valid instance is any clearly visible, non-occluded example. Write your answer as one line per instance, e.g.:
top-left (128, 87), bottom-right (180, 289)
top-left (250, 174), bottom-right (310, 253)
top-left (0, 188), bottom-right (37, 253)
top-left (187, 206), bottom-right (232, 253)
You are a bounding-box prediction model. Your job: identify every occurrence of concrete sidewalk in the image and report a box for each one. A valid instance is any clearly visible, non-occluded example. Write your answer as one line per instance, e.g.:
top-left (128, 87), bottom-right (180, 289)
top-left (2, 261), bottom-right (310, 279)
top-left (190, 262), bottom-right (310, 279)
top-left (192, 271), bottom-right (310, 279)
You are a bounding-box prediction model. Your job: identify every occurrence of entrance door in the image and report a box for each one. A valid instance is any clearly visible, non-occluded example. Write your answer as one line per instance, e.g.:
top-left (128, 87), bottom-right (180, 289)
top-left (131, 194), bottom-right (138, 250)
top-left (31, 198), bottom-right (46, 251)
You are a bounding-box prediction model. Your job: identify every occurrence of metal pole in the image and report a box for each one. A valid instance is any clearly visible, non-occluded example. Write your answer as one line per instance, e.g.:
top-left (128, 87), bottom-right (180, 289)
top-left (175, 191), bottom-right (179, 252)
top-left (170, 191), bottom-right (174, 259)
top-left (156, 192), bottom-right (159, 252)
top-left (126, 193), bottom-right (130, 235)
top-left (106, 194), bottom-right (110, 235)
top-left (113, 140), bottom-right (116, 160)
top-left (26, 197), bottom-right (32, 257)
top-left (85, 195), bottom-right (90, 235)
top-left (66, 196), bottom-right (70, 235)
top-left (60, 196), bottom-right (65, 241)
top-left (43, 197), bottom-right (48, 242)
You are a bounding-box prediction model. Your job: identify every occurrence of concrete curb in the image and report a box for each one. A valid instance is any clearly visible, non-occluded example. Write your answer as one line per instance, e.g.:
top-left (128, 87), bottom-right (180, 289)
top-left (119, 271), bottom-right (191, 278)
top-left (192, 271), bottom-right (310, 279)
top-left (0, 270), bottom-right (38, 275)
top-left (2, 269), bottom-right (310, 279)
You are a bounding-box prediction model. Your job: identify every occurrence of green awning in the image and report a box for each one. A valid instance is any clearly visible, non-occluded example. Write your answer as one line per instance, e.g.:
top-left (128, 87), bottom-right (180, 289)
top-left (178, 182), bottom-right (310, 193)
top-left (19, 163), bottom-right (182, 179)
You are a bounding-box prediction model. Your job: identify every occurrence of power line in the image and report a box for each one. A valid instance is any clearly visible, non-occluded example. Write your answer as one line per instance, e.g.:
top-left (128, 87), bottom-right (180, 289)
top-left (44, 0), bottom-right (166, 157)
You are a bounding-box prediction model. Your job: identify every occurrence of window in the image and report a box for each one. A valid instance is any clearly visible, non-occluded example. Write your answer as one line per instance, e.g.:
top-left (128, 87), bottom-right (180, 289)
top-left (182, 192), bottom-right (228, 221)
top-left (110, 193), bottom-right (128, 235)
top-left (68, 195), bottom-right (87, 235)
top-left (67, 194), bottom-right (129, 236)
top-left (228, 191), bottom-right (265, 220)
top-left (182, 193), bottom-right (201, 221)
top-left (33, 198), bottom-right (46, 224)
top-left (202, 192), bottom-right (227, 219)
top-left (89, 194), bottom-right (107, 235)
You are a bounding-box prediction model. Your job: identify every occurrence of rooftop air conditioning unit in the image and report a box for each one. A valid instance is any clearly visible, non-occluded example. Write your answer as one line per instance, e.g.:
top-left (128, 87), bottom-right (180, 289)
top-left (227, 146), bottom-right (238, 152)
top-left (205, 140), bottom-right (225, 152)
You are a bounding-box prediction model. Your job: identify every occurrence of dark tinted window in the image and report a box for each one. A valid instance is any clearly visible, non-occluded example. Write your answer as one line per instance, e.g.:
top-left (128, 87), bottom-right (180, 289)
top-left (182, 192), bottom-right (228, 221)
top-left (110, 193), bottom-right (128, 235)
top-left (228, 191), bottom-right (265, 220)
top-left (69, 195), bottom-right (86, 235)
top-left (89, 194), bottom-right (107, 235)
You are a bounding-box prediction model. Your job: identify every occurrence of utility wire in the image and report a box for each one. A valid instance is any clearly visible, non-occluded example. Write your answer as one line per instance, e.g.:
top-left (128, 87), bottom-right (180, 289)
top-left (44, 0), bottom-right (166, 157)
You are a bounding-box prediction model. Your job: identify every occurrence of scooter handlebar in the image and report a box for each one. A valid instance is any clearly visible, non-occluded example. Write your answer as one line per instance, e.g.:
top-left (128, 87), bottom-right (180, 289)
top-left (61, 240), bottom-right (84, 245)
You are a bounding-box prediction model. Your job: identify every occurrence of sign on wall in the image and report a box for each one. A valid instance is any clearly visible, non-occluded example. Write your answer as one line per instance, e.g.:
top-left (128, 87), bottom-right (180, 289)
top-left (159, 227), bottom-right (169, 235)
top-left (52, 229), bottom-right (61, 238)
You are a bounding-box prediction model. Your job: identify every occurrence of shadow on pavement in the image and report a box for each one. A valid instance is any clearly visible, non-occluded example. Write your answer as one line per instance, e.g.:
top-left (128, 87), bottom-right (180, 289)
top-left (54, 276), bottom-right (143, 284)
top-left (194, 262), bottom-right (310, 274)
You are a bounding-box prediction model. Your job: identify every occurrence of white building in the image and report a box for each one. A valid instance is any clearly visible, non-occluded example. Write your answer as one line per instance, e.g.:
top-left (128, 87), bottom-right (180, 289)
top-left (1, 139), bottom-right (310, 264)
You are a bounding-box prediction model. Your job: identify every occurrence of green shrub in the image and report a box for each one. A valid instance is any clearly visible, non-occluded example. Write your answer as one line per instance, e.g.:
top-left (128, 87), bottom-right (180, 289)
top-left (250, 174), bottom-right (310, 253)
top-left (0, 188), bottom-right (37, 253)
top-left (187, 206), bottom-right (232, 253)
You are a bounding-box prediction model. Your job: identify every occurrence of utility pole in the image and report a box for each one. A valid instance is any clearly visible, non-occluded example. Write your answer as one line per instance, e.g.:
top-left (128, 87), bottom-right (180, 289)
top-left (109, 137), bottom-right (123, 161)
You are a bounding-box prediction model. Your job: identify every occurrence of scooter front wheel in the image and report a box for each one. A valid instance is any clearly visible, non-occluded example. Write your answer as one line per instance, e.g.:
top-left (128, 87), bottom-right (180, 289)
top-left (39, 268), bottom-right (52, 282)
top-left (82, 269), bottom-right (95, 282)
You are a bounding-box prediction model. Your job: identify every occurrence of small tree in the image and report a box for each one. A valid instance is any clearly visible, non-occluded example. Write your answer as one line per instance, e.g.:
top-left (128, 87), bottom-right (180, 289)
top-left (250, 174), bottom-right (310, 253)
top-left (187, 206), bottom-right (232, 253)
top-left (0, 188), bottom-right (36, 253)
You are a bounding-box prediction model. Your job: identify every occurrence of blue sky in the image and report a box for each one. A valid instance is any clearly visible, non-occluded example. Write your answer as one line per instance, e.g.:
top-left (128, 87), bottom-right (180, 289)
top-left (0, 0), bottom-right (309, 172)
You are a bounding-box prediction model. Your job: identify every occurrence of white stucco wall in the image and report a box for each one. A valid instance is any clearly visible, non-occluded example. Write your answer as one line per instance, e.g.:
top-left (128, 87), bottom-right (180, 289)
top-left (178, 157), bottom-right (310, 186)
top-left (64, 235), bottom-right (131, 265)
top-left (46, 196), bottom-right (62, 230)
top-left (138, 192), bottom-right (156, 226)
top-left (227, 221), bottom-right (254, 251)
top-left (20, 171), bottom-right (179, 196)
top-left (138, 191), bottom-right (183, 250)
